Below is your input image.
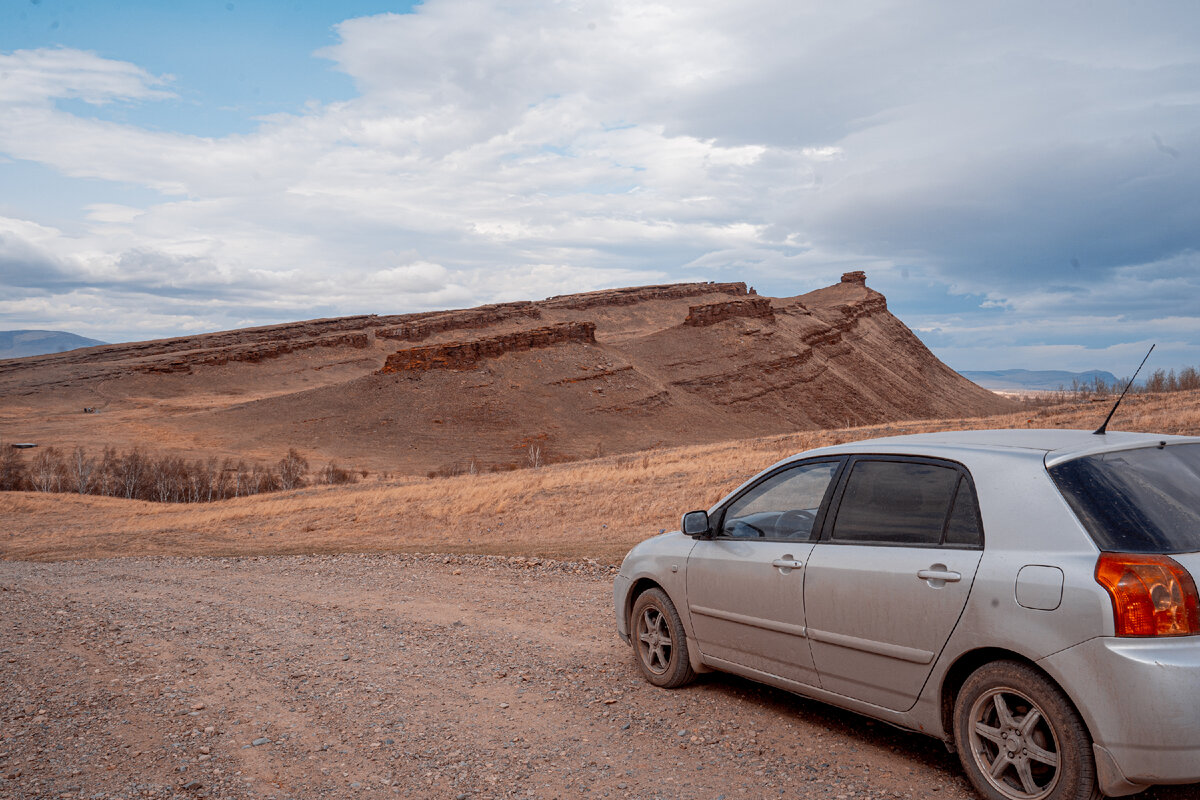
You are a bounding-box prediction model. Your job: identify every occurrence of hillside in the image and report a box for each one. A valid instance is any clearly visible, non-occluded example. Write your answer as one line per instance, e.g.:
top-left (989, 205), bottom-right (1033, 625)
top-left (0, 272), bottom-right (1013, 475)
top-left (0, 330), bottom-right (107, 360)
top-left (4, 389), bottom-right (1198, 564)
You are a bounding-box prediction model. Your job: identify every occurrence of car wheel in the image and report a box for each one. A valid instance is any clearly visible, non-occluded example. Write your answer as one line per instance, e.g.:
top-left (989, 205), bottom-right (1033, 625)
top-left (953, 661), bottom-right (1098, 800)
top-left (630, 587), bottom-right (696, 688)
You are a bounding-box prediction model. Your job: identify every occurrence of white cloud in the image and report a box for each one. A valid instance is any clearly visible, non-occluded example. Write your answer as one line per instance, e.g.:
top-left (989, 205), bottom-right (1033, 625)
top-left (0, 1), bottom-right (1197, 368)
top-left (0, 48), bottom-right (174, 105)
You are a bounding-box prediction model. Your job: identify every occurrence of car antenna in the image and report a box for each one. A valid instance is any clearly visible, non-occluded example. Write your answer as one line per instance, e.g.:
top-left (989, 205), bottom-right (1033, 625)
top-left (1094, 344), bottom-right (1154, 435)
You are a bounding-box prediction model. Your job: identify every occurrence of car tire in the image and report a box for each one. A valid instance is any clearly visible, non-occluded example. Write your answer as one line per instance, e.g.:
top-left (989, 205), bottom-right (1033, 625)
top-left (953, 660), bottom-right (1099, 800)
top-left (630, 587), bottom-right (696, 688)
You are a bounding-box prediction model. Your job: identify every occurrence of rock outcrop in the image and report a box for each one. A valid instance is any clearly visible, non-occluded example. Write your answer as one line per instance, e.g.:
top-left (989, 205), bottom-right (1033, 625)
top-left (543, 282), bottom-right (748, 310)
top-left (377, 304), bottom-right (543, 343)
top-left (141, 332), bottom-right (372, 374)
top-left (683, 297), bottom-right (774, 327)
top-left (379, 322), bottom-right (597, 373)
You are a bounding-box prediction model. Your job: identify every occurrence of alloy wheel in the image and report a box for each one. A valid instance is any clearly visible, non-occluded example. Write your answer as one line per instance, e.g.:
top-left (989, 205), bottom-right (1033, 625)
top-left (967, 686), bottom-right (1062, 800)
top-left (635, 605), bottom-right (673, 674)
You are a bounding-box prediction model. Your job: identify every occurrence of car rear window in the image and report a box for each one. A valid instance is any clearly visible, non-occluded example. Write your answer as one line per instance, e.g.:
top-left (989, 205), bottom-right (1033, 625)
top-left (1049, 443), bottom-right (1200, 553)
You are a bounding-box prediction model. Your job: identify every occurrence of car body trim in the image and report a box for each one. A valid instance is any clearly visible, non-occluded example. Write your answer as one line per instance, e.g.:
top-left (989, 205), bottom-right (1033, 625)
top-left (690, 605), bottom-right (808, 638)
top-left (699, 653), bottom-right (929, 733)
top-left (1093, 744), bottom-right (1149, 797)
top-left (807, 627), bottom-right (935, 664)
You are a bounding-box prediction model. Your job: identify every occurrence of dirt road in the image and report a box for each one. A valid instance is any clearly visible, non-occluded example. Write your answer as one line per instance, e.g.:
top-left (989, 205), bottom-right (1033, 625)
top-left (2, 555), bottom-right (1197, 800)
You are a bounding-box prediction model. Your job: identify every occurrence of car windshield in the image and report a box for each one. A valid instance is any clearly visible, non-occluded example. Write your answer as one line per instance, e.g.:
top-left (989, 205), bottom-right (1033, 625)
top-left (1049, 443), bottom-right (1200, 553)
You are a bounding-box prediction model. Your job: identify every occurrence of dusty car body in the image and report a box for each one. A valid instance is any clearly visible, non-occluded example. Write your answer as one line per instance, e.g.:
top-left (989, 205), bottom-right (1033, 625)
top-left (614, 429), bottom-right (1200, 800)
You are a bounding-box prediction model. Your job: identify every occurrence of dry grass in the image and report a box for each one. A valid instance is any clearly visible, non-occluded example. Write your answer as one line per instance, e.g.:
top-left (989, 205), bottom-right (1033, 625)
top-left (5, 390), bottom-right (1200, 564)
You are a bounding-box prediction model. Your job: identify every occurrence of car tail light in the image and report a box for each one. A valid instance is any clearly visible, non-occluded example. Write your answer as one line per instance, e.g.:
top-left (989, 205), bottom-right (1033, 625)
top-left (1095, 553), bottom-right (1200, 637)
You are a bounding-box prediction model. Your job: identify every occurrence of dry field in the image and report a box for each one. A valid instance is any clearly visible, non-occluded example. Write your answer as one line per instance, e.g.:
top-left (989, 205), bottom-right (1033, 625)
top-left (4, 390), bottom-right (1199, 565)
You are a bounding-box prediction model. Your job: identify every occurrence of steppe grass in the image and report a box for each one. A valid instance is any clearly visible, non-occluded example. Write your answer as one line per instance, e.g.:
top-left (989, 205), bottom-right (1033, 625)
top-left (4, 390), bottom-right (1200, 564)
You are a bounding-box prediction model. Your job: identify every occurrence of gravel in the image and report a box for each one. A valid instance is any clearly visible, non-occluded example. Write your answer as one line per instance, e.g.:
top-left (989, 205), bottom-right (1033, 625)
top-left (3, 552), bottom-right (1197, 800)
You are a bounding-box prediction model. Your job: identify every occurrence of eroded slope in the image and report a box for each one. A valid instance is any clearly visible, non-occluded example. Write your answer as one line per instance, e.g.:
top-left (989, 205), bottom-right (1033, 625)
top-left (0, 275), bottom-right (1012, 473)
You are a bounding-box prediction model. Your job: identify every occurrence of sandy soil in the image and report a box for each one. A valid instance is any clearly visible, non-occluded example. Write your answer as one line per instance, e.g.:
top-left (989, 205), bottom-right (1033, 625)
top-left (4, 555), bottom-right (1199, 800)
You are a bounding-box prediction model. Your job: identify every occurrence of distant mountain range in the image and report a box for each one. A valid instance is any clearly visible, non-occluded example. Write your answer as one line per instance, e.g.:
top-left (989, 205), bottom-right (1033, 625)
top-left (0, 330), bottom-right (107, 360)
top-left (959, 369), bottom-right (1120, 392)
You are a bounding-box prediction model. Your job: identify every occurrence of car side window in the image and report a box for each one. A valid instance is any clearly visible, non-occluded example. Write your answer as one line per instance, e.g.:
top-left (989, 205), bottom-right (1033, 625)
top-left (943, 475), bottom-right (983, 547)
top-left (830, 459), bottom-right (964, 546)
top-left (720, 461), bottom-right (839, 540)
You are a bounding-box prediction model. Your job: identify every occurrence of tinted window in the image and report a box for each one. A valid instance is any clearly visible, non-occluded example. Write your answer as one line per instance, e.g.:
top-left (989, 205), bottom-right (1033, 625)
top-left (832, 460), bottom-right (960, 545)
top-left (943, 476), bottom-right (983, 547)
top-left (721, 461), bottom-right (839, 540)
top-left (1049, 443), bottom-right (1200, 553)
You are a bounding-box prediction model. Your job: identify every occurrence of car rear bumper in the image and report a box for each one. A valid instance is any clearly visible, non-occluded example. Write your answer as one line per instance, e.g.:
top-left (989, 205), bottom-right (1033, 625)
top-left (1040, 636), bottom-right (1200, 790)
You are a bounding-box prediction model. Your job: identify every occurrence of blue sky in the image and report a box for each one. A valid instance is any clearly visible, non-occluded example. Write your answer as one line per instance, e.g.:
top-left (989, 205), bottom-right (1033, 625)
top-left (1, 0), bottom-right (1198, 373)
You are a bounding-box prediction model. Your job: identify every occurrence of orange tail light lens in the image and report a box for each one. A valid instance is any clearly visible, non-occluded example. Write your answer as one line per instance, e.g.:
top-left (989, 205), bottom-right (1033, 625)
top-left (1095, 553), bottom-right (1200, 637)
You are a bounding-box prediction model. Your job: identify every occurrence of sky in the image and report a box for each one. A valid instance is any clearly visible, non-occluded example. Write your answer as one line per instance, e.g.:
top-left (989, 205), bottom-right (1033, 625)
top-left (1, 0), bottom-right (1198, 373)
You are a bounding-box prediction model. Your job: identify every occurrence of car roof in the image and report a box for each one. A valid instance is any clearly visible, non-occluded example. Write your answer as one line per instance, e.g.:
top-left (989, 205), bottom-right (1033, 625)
top-left (797, 428), bottom-right (1200, 466)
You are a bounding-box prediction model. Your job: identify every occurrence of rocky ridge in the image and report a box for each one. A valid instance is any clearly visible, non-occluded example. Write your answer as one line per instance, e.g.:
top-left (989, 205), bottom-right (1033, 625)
top-left (379, 323), bottom-right (597, 373)
top-left (683, 297), bottom-right (775, 327)
top-left (0, 273), bottom-right (1014, 475)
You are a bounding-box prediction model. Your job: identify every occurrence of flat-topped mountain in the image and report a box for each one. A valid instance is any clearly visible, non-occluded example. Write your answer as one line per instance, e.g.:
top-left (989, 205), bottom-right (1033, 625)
top-left (0, 273), bottom-right (1013, 474)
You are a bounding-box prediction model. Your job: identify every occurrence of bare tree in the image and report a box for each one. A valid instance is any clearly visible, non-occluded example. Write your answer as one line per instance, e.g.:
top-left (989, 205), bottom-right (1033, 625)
top-left (94, 446), bottom-right (116, 496)
top-left (152, 455), bottom-right (186, 503)
top-left (318, 461), bottom-right (356, 484)
top-left (202, 457), bottom-right (218, 502)
top-left (277, 448), bottom-right (309, 490)
top-left (231, 461), bottom-right (248, 498)
top-left (117, 449), bottom-right (146, 499)
top-left (0, 444), bottom-right (27, 491)
top-left (249, 464), bottom-right (279, 495)
top-left (0, 442), bottom-right (364, 504)
top-left (67, 446), bottom-right (96, 495)
top-left (29, 447), bottom-right (64, 493)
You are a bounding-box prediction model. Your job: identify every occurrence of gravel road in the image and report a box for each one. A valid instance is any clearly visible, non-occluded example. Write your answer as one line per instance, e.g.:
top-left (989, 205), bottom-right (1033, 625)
top-left (2, 554), bottom-right (1198, 800)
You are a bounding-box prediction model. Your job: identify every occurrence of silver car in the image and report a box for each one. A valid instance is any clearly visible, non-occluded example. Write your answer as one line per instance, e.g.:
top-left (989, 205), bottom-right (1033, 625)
top-left (613, 429), bottom-right (1200, 800)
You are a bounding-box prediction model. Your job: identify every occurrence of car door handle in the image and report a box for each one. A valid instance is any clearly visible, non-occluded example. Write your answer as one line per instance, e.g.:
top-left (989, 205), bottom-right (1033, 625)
top-left (917, 569), bottom-right (961, 582)
top-left (771, 559), bottom-right (804, 570)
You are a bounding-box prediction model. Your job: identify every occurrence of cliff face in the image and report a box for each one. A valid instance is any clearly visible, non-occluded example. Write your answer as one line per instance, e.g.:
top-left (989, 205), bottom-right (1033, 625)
top-left (376, 304), bottom-right (543, 343)
top-left (621, 272), bottom-right (1010, 431)
top-left (683, 298), bottom-right (774, 327)
top-left (1, 273), bottom-right (1014, 475)
top-left (141, 333), bottom-right (373, 374)
top-left (379, 323), bottom-right (596, 373)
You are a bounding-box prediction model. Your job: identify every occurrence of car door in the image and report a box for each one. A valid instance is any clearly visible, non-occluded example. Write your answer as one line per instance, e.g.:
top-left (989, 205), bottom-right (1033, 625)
top-left (804, 456), bottom-right (984, 711)
top-left (685, 458), bottom-right (842, 686)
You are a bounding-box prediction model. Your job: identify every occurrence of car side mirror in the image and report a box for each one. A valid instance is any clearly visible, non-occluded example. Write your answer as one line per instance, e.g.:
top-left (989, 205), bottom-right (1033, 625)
top-left (682, 510), bottom-right (711, 538)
